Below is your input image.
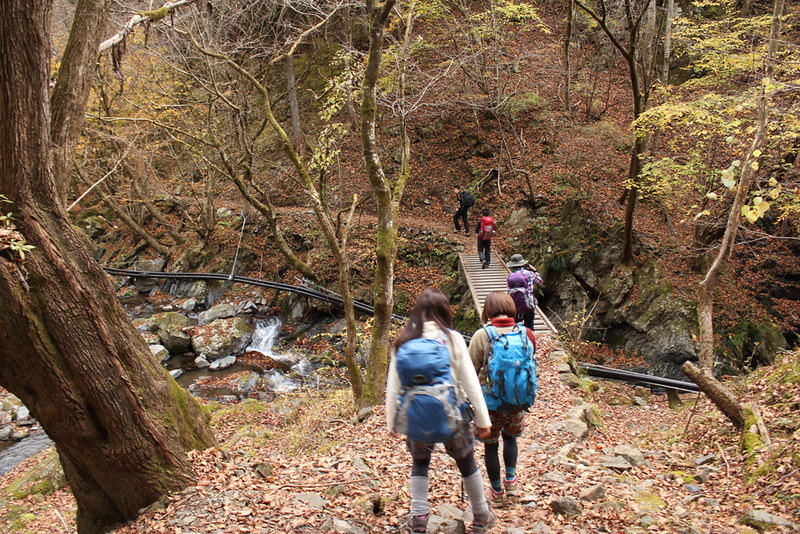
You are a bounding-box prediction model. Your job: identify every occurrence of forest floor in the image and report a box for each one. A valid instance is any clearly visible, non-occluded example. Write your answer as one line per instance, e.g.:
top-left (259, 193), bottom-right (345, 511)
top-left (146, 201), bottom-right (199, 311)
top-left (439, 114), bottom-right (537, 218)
top-left (2, 334), bottom-right (798, 534)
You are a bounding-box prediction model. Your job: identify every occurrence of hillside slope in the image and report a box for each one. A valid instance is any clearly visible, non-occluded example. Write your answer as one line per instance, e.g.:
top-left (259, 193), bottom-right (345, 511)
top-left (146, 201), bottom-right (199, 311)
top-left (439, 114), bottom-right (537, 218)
top-left (2, 336), bottom-right (797, 533)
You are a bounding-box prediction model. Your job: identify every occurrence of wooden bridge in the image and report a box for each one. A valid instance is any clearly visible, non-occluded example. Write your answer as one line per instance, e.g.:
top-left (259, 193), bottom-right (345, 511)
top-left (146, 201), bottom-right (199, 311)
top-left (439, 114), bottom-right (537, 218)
top-left (459, 253), bottom-right (557, 335)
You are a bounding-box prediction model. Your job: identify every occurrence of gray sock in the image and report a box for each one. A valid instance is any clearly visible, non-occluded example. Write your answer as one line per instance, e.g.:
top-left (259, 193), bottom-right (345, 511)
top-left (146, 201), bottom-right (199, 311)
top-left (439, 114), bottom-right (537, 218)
top-left (410, 476), bottom-right (430, 516)
top-left (462, 471), bottom-right (489, 516)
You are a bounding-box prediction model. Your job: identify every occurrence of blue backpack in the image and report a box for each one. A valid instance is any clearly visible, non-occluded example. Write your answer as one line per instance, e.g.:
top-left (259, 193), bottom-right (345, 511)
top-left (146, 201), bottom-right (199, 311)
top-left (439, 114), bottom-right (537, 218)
top-left (482, 325), bottom-right (537, 411)
top-left (393, 335), bottom-right (470, 443)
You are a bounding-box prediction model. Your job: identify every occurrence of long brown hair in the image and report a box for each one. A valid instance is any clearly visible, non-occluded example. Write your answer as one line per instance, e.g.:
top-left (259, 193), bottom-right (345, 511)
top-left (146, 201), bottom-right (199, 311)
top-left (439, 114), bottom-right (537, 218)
top-left (481, 291), bottom-right (516, 323)
top-left (393, 289), bottom-right (453, 349)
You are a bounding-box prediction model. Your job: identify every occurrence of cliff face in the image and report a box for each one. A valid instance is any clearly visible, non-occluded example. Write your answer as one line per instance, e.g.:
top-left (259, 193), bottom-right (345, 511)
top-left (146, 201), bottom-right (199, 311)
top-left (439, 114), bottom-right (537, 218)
top-left (503, 198), bottom-right (788, 379)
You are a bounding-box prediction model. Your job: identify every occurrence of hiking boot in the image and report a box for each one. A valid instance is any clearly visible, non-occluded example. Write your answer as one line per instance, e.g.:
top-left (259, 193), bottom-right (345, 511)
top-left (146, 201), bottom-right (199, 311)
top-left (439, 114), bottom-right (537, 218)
top-left (486, 486), bottom-right (505, 506)
top-left (503, 476), bottom-right (520, 497)
top-left (471, 509), bottom-right (497, 533)
top-left (407, 513), bottom-right (428, 533)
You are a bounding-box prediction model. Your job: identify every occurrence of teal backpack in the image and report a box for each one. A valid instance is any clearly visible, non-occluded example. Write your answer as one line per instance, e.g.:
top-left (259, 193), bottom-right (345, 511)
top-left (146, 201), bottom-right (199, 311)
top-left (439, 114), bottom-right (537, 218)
top-left (482, 325), bottom-right (537, 411)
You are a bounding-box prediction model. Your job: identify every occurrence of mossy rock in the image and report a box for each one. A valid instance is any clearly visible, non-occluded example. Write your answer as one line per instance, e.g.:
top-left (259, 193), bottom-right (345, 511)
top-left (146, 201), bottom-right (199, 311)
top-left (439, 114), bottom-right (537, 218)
top-left (634, 491), bottom-right (665, 511)
top-left (669, 470), bottom-right (695, 484)
top-left (8, 512), bottom-right (36, 530)
top-left (4, 449), bottom-right (65, 501)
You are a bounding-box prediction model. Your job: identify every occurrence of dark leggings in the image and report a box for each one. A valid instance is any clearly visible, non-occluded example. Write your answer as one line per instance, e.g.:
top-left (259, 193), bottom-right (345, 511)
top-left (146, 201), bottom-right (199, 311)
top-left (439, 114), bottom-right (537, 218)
top-left (484, 432), bottom-right (519, 482)
top-left (411, 452), bottom-right (479, 479)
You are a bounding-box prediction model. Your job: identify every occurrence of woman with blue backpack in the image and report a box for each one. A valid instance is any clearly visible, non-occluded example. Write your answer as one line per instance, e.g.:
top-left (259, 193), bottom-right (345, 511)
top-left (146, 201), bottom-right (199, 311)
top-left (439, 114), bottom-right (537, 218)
top-left (468, 291), bottom-right (537, 506)
top-left (386, 288), bottom-right (497, 533)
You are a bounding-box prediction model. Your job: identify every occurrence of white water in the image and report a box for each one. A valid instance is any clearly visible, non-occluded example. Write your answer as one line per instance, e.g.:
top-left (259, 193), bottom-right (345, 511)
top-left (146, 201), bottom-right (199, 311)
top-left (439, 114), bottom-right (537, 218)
top-left (246, 318), bottom-right (312, 393)
top-left (246, 317), bottom-right (284, 355)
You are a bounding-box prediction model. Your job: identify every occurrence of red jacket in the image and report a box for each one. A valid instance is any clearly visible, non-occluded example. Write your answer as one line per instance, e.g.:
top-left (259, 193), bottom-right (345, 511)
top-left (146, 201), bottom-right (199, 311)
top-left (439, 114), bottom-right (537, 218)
top-left (479, 216), bottom-right (494, 240)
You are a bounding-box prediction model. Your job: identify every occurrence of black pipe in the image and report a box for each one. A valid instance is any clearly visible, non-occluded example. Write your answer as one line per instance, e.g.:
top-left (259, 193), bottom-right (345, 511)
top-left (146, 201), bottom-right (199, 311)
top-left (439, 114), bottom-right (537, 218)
top-left (577, 362), bottom-right (699, 392)
top-left (102, 267), bottom-right (405, 321)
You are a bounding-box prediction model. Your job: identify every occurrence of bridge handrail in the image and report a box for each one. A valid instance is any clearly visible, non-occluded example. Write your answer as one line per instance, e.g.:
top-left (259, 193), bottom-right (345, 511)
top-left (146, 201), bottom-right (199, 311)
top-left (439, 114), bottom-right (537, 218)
top-left (102, 267), bottom-right (407, 322)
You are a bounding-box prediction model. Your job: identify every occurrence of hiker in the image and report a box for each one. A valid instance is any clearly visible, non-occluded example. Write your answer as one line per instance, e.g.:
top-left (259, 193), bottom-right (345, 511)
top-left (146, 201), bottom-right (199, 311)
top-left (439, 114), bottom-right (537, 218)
top-left (386, 288), bottom-right (497, 534)
top-left (475, 208), bottom-right (494, 269)
top-left (506, 254), bottom-right (543, 330)
top-left (468, 291), bottom-right (537, 506)
top-left (453, 185), bottom-right (473, 235)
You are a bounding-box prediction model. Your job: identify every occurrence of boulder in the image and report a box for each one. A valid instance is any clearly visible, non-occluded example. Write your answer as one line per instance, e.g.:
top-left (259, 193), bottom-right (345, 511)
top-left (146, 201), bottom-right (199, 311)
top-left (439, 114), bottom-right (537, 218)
top-left (74, 215), bottom-right (106, 239)
top-left (547, 418), bottom-right (588, 439)
top-left (613, 444), bottom-right (645, 467)
top-left (209, 355), bottom-right (237, 371)
top-left (145, 312), bottom-right (191, 354)
top-left (579, 483), bottom-right (606, 501)
top-left (192, 317), bottom-right (253, 360)
top-left (149, 344), bottom-right (170, 364)
top-left (551, 496), bottom-right (582, 517)
top-left (182, 298), bottom-right (197, 312)
top-left (4, 448), bottom-right (65, 499)
top-left (132, 257), bottom-right (166, 293)
top-left (198, 302), bottom-right (236, 326)
top-left (15, 406), bottom-right (35, 426)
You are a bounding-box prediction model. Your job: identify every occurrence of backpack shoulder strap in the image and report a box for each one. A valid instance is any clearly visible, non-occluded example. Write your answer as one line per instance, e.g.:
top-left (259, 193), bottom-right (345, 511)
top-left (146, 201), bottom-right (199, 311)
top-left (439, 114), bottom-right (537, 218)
top-left (484, 325), bottom-right (498, 341)
top-left (518, 325), bottom-right (535, 354)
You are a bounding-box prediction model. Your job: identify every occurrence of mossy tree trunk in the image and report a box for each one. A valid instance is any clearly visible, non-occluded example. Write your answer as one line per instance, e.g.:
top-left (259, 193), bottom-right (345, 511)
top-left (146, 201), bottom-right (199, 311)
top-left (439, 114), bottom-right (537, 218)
top-left (0, 1), bottom-right (216, 532)
top-left (682, 362), bottom-right (745, 430)
top-left (360, 0), bottom-right (403, 407)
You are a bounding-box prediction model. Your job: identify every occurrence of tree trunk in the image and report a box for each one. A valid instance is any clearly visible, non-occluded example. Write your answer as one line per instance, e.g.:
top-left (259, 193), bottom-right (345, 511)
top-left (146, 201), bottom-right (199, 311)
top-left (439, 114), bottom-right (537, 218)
top-left (287, 54), bottom-right (305, 157)
top-left (682, 362), bottom-right (745, 430)
top-left (564, 0), bottom-right (574, 114)
top-left (50, 0), bottom-right (111, 206)
top-left (697, 0), bottom-right (781, 370)
top-left (0, 2), bottom-right (216, 532)
top-left (621, 136), bottom-right (646, 264)
top-left (360, 0), bottom-right (400, 407)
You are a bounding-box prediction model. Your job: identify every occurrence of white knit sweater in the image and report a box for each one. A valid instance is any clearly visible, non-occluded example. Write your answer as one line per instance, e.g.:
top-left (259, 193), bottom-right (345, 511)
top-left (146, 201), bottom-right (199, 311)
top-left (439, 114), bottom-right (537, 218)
top-left (385, 321), bottom-right (491, 431)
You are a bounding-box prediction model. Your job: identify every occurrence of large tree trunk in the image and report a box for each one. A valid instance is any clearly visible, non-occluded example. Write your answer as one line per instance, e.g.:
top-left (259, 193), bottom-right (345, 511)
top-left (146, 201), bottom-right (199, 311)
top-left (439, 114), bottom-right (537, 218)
top-left (0, 1), bottom-right (215, 532)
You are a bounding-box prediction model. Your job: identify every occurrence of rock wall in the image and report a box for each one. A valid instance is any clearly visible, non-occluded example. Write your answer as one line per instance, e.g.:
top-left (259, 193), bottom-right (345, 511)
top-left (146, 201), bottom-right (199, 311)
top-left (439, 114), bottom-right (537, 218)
top-left (510, 203), bottom-right (698, 380)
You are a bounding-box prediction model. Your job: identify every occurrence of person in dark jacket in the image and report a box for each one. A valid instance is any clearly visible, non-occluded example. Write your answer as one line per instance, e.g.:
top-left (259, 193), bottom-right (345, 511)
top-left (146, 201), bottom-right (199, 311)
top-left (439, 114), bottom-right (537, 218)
top-left (453, 185), bottom-right (470, 235)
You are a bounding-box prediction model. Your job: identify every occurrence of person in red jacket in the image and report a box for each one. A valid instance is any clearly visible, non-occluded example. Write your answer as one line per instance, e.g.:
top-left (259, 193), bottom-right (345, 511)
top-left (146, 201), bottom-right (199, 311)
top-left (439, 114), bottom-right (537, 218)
top-left (475, 208), bottom-right (494, 269)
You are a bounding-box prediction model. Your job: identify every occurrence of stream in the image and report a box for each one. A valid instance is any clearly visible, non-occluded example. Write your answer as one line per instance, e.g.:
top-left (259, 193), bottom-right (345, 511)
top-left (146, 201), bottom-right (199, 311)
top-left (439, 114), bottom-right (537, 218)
top-left (167, 316), bottom-right (319, 398)
top-left (0, 431), bottom-right (53, 477)
top-left (0, 315), bottom-right (323, 478)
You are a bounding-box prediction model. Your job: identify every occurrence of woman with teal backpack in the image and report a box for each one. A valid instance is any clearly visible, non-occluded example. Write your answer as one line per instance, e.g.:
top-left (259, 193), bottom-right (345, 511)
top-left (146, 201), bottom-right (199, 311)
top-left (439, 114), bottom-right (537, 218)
top-left (468, 291), bottom-right (537, 506)
top-left (386, 288), bottom-right (497, 533)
